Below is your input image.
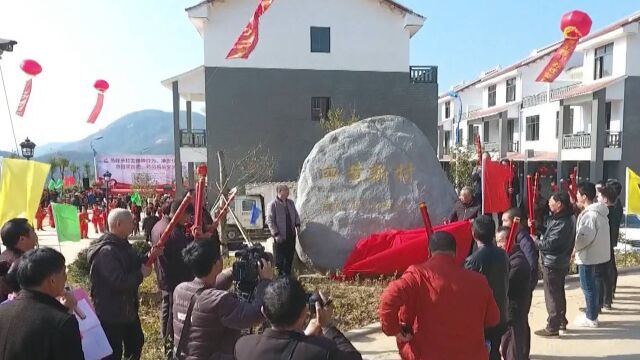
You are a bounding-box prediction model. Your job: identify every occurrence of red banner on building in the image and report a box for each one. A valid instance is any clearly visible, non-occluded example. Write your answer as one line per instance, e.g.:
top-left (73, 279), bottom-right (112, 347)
top-left (226, 0), bottom-right (274, 60)
top-left (482, 159), bottom-right (512, 213)
top-left (535, 39), bottom-right (579, 82)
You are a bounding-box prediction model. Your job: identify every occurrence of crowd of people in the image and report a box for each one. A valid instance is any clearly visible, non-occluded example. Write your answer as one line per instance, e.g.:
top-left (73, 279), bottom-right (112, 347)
top-left (0, 169), bottom-right (628, 360)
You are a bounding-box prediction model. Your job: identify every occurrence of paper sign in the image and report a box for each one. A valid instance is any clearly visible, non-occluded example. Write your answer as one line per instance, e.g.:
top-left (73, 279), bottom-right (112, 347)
top-left (73, 289), bottom-right (113, 360)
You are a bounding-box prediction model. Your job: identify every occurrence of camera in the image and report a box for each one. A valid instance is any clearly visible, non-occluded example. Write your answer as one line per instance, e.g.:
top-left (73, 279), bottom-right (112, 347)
top-left (0, 39), bottom-right (17, 55)
top-left (232, 243), bottom-right (272, 301)
top-left (307, 292), bottom-right (333, 314)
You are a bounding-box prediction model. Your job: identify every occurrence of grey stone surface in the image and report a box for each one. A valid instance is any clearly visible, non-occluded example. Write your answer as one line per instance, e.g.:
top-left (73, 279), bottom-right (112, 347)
top-left (296, 116), bottom-right (456, 271)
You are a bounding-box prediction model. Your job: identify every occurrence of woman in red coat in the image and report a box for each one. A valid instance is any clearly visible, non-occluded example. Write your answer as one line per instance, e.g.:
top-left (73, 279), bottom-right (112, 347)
top-left (78, 206), bottom-right (89, 239)
top-left (35, 204), bottom-right (47, 231)
top-left (47, 203), bottom-right (55, 228)
top-left (91, 204), bottom-right (102, 234)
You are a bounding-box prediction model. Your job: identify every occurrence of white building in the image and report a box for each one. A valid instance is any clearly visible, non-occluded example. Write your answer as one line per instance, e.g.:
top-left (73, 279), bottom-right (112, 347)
top-left (437, 12), bottom-right (640, 194)
top-left (162, 0), bottom-right (438, 196)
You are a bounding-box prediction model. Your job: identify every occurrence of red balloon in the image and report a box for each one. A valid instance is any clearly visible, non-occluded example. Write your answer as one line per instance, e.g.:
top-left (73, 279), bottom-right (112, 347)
top-left (20, 59), bottom-right (42, 76)
top-left (561, 10), bottom-right (592, 39)
top-left (94, 80), bottom-right (109, 92)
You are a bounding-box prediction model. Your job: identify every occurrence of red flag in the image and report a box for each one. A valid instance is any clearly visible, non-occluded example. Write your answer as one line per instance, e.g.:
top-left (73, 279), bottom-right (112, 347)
top-left (63, 176), bottom-right (75, 187)
top-left (16, 79), bottom-right (33, 117)
top-left (86, 93), bottom-right (104, 124)
top-left (482, 159), bottom-right (512, 213)
top-left (226, 0), bottom-right (274, 59)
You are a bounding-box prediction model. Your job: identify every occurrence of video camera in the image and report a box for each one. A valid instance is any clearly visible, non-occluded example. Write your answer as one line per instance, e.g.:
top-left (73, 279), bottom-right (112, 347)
top-left (232, 243), bottom-right (273, 301)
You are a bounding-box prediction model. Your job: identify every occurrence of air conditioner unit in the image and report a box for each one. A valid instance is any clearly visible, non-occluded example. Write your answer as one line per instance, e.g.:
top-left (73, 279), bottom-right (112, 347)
top-left (525, 149), bottom-right (535, 159)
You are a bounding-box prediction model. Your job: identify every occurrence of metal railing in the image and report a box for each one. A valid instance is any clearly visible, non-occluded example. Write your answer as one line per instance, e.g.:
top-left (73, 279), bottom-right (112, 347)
top-left (508, 141), bottom-right (520, 152)
top-left (562, 133), bottom-right (591, 149)
top-left (483, 142), bottom-right (500, 152)
top-left (522, 83), bottom-right (581, 109)
top-left (179, 129), bottom-right (206, 147)
top-left (607, 131), bottom-right (621, 148)
top-left (410, 66), bottom-right (438, 84)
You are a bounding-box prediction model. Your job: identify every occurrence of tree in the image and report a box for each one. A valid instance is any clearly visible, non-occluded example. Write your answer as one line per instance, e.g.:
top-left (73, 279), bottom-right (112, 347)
top-left (48, 157), bottom-right (59, 179)
top-left (226, 143), bottom-right (276, 189)
top-left (448, 147), bottom-right (475, 192)
top-left (83, 162), bottom-right (92, 179)
top-left (131, 172), bottom-right (156, 199)
top-left (69, 163), bottom-right (79, 182)
top-left (320, 108), bottom-right (360, 133)
top-left (58, 157), bottom-right (70, 178)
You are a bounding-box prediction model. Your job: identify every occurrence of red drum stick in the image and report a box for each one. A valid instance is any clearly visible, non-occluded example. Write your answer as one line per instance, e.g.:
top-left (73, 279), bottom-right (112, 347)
top-left (145, 193), bottom-right (193, 267)
top-left (505, 217), bottom-right (520, 253)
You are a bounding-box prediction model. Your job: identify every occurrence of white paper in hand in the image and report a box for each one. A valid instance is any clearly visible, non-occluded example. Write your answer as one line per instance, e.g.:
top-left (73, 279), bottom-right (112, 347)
top-left (73, 290), bottom-right (113, 360)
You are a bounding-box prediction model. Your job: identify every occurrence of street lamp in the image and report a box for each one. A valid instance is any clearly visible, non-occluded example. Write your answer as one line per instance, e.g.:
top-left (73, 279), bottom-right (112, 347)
top-left (20, 137), bottom-right (36, 160)
top-left (90, 136), bottom-right (104, 181)
top-left (103, 170), bottom-right (112, 231)
top-left (447, 91), bottom-right (463, 146)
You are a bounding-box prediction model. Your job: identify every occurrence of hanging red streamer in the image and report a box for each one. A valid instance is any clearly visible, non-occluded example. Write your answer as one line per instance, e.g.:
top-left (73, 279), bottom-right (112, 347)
top-left (226, 0), bottom-right (275, 59)
top-left (86, 93), bottom-right (104, 124)
top-left (15, 79), bottom-right (32, 117)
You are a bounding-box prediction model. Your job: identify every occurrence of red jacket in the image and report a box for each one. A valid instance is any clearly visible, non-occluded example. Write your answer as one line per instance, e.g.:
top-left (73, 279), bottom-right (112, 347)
top-left (379, 254), bottom-right (499, 360)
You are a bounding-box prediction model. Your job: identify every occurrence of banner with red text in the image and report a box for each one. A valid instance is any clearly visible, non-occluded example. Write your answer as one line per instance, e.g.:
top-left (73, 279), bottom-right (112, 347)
top-left (226, 0), bottom-right (274, 59)
top-left (536, 39), bottom-right (579, 82)
top-left (96, 155), bottom-right (186, 186)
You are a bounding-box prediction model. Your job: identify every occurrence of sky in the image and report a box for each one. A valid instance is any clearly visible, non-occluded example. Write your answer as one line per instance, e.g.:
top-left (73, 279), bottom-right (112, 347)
top-left (0, 0), bottom-right (638, 152)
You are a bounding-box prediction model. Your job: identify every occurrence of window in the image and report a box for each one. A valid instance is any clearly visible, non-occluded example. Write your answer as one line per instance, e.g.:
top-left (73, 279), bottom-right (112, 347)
top-left (311, 97), bottom-right (331, 121)
top-left (507, 119), bottom-right (515, 143)
top-left (556, 111), bottom-right (559, 138)
top-left (506, 78), bottom-right (516, 102)
top-left (594, 43), bottom-right (613, 80)
top-left (483, 122), bottom-right (490, 142)
top-left (488, 85), bottom-right (497, 107)
top-left (468, 125), bottom-right (480, 145)
top-left (569, 108), bottom-right (574, 134)
top-left (457, 128), bottom-right (463, 146)
top-left (241, 200), bottom-right (256, 212)
top-left (605, 101), bottom-right (612, 130)
top-left (444, 131), bottom-right (451, 148)
top-left (526, 115), bottom-right (540, 141)
top-left (311, 27), bottom-right (331, 53)
top-left (445, 101), bottom-right (451, 119)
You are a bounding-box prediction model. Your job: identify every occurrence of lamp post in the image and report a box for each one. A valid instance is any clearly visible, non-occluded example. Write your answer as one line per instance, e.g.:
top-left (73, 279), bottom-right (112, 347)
top-left (103, 170), bottom-right (112, 231)
top-left (19, 137), bottom-right (36, 160)
top-left (447, 91), bottom-right (463, 146)
top-left (90, 136), bottom-right (103, 181)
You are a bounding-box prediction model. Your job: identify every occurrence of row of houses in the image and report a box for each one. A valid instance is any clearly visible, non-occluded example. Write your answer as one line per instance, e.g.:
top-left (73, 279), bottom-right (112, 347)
top-left (437, 12), bottom-right (640, 192)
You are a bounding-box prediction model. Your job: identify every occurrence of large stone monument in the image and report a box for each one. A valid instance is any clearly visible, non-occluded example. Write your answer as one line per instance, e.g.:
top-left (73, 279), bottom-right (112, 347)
top-left (296, 116), bottom-right (457, 271)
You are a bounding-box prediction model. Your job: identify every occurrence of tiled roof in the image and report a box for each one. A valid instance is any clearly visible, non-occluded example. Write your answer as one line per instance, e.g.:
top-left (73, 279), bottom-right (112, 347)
top-left (551, 75), bottom-right (627, 101)
top-left (463, 102), bottom-right (519, 121)
top-left (440, 11), bottom-right (640, 98)
top-left (186, 0), bottom-right (425, 19)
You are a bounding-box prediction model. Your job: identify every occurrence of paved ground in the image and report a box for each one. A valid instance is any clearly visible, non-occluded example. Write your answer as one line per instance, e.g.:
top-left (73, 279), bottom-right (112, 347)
top-left (348, 272), bottom-right (640, 360)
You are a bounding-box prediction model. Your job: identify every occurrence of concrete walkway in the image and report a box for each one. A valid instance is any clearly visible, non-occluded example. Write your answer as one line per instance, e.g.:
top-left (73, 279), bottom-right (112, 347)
top-left (348, 271), bottom-right (640, 360)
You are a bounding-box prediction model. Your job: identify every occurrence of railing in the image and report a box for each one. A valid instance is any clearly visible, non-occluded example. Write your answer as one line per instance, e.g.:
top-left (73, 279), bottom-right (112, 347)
top-left (522, 83), bottom-right (581, 109)
top-left (508, 141), bottom-right (520, 152)
top-left (179, 129), bottom-right (206, 147)
top-left (483, 142), bottom-right (500, 152)
top-left (410, 66), bottom-right (438, 84)
top-left (562, 133), bottom-right (591, 149)
top-left (607, 131), bottom-right (621, 148)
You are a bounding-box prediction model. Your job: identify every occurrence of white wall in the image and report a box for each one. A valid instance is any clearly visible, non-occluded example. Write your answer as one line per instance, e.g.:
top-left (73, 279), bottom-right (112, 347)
top-left (582, 35), bottom-right (628, 84)
top-left (202, 0), bottom-right (411, 72)
top-left (626, 33), bottom-right (640, 76)
top-left (610, 100), bottom-right (624, 132)
top-left (520, 102), bottom-right (560, 152)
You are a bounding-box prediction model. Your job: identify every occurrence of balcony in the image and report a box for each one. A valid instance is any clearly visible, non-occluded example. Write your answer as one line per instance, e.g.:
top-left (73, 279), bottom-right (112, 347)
top-left (562, 133), bottom-right (591, 149)
top-left (410, 66), bottom-right (437, 84)
top-left (483, 142), bottom-right (500, 153)
top-left (179, 129), bottom-right (206, 147)
top-left (508, 141), bottom-right (520, 153)
top-left (607, 131), bottom-right (621, 148)
top-left (522, 83), bottom-right (581, 109)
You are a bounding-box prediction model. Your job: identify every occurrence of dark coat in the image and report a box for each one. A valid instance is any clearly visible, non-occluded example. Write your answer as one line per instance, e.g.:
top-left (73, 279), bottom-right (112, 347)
top-left (506, 245), bottom-right (531, 323)
top-left (0, 289), bottom-right (84, 360)
top-left (172, 277), bottom-right (267, 360)
top-left (88, 232), bottom-right (145, 323)
top-left (515, 229), bottom-right (539, 290)
top-left (448, 199), bottom-right (481, 222)
top-left (465, 243), bottom-right (510, 329)
top-left (150, 217), bottom-right (193, 292)
top-left (608, 202), bottom-right (623, 247)
top-left (235, 328), bottom-right (362, 360)
top-left (0, 248), bottom-right (23, 302)
top-left (538, 209), bottom-right (575, 269)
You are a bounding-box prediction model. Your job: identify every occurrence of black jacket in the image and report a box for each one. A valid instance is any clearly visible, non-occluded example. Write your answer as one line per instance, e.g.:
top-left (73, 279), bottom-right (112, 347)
top-left (0, 290), bottom-right (84, 360)
top-left (0, 247), bottom-right (23, 302)
top-left (150, 217), bottom-right (193, 291)
top-left (88, 232), bottom-right (145, 323)
top-left (235, 327), bottom-right (362, 360)
top-left (465, 243), bottom-right (510, 328)
top-left (448, 199), bottom-right (481, 222)
top-left (538, 209), bottom-right (575, 269)
top-left (506, 245), bottom-right (531, 323)
top-left (516, 229), bottom-right (539, 290)
top-left (608, 202), bottom-right (623, 247)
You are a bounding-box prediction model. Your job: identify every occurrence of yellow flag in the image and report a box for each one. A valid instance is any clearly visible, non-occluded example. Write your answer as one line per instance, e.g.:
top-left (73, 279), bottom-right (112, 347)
top-left (626, 167), bottom-right (640, 216)
top-left (0, 159), bottom-right (50, 227)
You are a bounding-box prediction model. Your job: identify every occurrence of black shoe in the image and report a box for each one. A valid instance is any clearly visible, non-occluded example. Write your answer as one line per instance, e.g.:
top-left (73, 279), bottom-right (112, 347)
top-left (535, 328), bottom-right (559, 337)
top-left (579, 307), bottom-right (585, 313)
top-left (604, 304), bottom-right (612, 311)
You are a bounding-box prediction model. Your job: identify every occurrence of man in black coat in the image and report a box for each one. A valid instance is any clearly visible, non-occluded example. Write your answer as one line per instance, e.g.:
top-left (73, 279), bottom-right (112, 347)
top-left (88, 208), bottom-right (162, 360)
top-left (465, 215), bottom-right (510, 360)
top-left (530, 192), bottom-right (575, 337)
top-left (448, 186), bottom-right (481, 223)
top-left (235, 277), bottom-right (362, 360)
top-left (151, 199), bottom-right (195, 358)
top-left (596, 184), bottom-right (623, 310)
top-left (496, 227), bottom-right (532, 360)
top-left (0, 218), bottom-right (38, 302)
top-left (0, 247), bottom-right (84, 360)
top-left (502, 208), bottom-right (539, 359)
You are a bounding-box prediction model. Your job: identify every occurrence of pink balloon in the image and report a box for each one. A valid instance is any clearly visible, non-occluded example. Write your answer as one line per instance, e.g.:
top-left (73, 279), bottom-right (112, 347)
top-left (94, 79), bottom-right (109, 92)
top-left (20, 59), bottom-right (42, 76)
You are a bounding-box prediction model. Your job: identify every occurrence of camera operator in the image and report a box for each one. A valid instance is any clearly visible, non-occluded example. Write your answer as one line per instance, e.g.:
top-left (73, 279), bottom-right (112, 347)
top-left (235, 277), bottom-right (362, 360)
top-left (172, 239), bottom-right (273, 360)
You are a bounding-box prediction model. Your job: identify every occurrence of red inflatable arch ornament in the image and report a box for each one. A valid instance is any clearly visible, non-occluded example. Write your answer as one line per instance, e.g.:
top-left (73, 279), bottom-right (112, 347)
top-left (87, 79), bottom-right (109, 124)
top-left (16, 59), bottom-right (42, 117)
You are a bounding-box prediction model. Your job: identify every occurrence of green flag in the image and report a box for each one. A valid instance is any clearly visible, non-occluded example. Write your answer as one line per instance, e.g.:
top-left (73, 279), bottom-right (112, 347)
top-left (48, 179), bottom-right (56, 191)
top-left (55, 179), bottom-right (63, 190)
top-left (131, 192), bottom-right (142, 206)
top-left (52, 203), bottom-right (80, 242)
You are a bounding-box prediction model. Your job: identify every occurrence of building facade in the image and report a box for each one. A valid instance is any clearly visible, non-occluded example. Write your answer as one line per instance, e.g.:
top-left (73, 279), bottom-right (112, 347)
top-left (163, 0), bottom-right (438, 196)
top-left (437, 12), bottom-right (640, 201)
